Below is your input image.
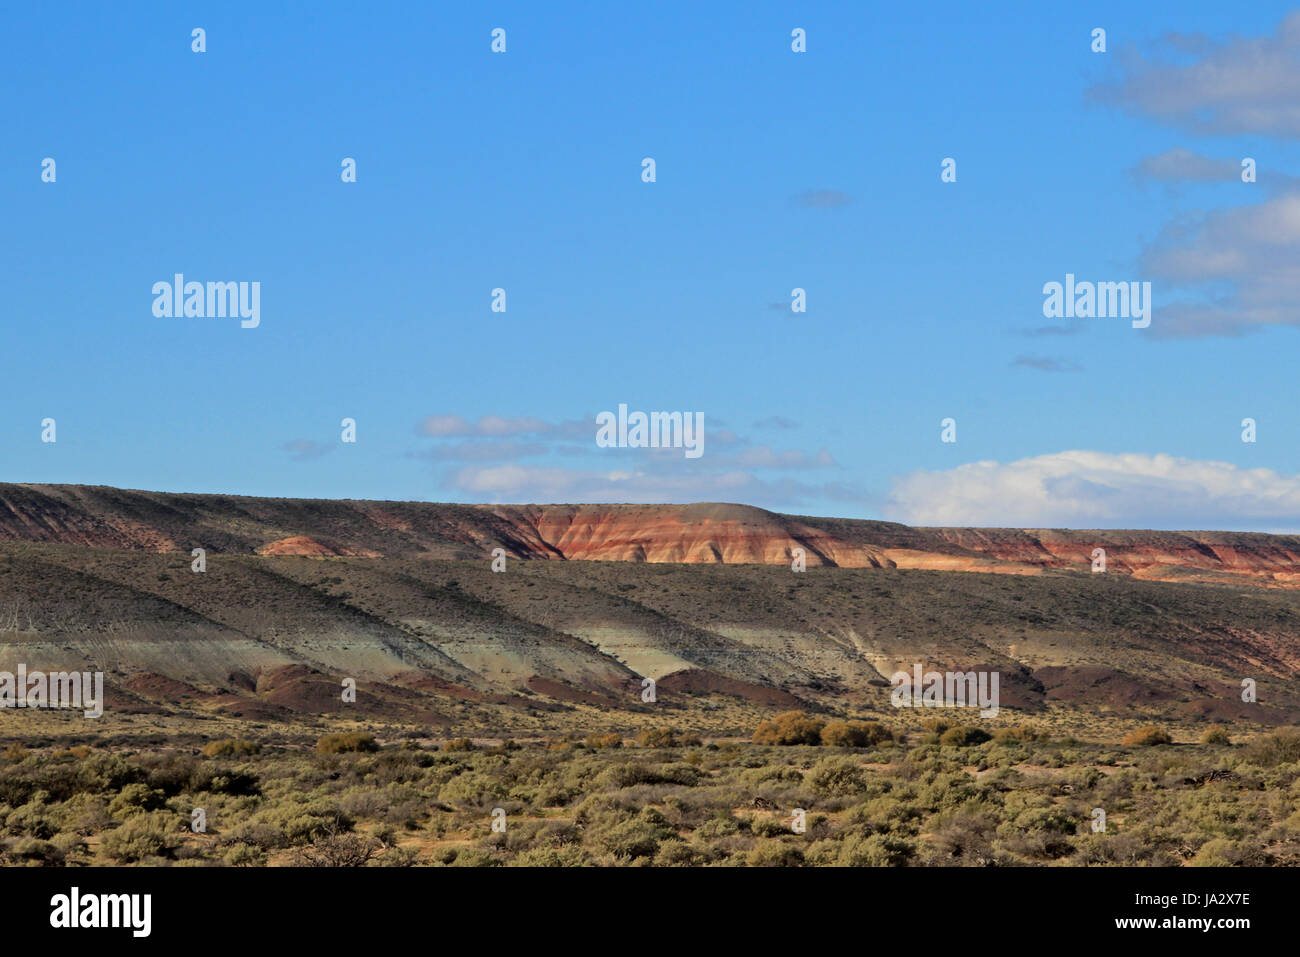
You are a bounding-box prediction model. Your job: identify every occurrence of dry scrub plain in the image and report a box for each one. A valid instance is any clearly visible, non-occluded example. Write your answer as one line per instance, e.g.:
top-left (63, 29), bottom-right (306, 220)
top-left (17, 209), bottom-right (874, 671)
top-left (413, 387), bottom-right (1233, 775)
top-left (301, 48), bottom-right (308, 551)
top-left (6, 495), bottom-right (1300, 866)
top-left (3, 712), bottom-right (1298, 867)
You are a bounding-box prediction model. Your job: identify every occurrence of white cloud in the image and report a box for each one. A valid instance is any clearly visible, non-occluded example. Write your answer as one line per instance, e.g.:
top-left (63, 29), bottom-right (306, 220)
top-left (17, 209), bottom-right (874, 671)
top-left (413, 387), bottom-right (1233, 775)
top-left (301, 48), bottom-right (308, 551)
top-left (885, 451), bottom-right (1300, 531)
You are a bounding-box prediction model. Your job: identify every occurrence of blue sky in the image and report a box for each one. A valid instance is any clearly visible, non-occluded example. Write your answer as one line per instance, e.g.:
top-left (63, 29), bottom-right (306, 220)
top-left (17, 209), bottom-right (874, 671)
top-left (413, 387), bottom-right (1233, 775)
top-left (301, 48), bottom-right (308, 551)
top-left (6, 1), bottom-right (1300, 530)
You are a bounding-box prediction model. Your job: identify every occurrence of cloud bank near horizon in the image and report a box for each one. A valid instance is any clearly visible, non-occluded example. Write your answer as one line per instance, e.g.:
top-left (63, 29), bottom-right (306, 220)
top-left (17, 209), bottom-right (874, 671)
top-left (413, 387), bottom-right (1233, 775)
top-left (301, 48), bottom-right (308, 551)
top-left (885, 450), bottom-right (1300, 532)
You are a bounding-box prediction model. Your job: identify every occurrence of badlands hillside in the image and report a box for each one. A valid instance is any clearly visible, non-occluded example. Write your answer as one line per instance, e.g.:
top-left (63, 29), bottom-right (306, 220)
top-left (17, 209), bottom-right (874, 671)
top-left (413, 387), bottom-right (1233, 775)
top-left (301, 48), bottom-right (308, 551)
top-left (4, 483), bottom-right (1300, 584)
top-left (1, 483), bottom-right (1299, 733)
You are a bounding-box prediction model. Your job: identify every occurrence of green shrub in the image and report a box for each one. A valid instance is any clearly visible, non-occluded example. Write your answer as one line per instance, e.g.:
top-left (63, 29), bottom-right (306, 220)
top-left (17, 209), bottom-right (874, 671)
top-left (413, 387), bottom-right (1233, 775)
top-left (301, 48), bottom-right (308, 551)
top-left (638, 728), bottom-right (697, 748)
top-left (510, 845), bottom-right (590, 867)
top-left (821, 721), bottom-right (892, 748)
top-left (1200, 727), bottom-right (1231, 746)
top-left (748, 842), bottom-right (804, 867)
top-left (849, 796), bottom-right (923, 836)
top-left (438, 772), bottom-right (508, 808)
top-left (753, 711), bottom-right (827, 746)
top-left (1007, 806), bottom-right (1077, 836)
top-left (101, 811), bottom-right (180, 863)
top-left (1122, 727), bottom-right (1173, 747)
top-left (4, 836), bottom-right (64, 865)
top-left (1242, 730), bottom-right (1300, 767)
top-left (742, 765), bottom-right (805, 786)
top-left (595, 817), bottom-right (669, 859)
top-left (447, 847), bottom-right (503, 867)
top-left (108, 783), bottom-right (167, 819)
top-left (938, 726), bottom-right (992, 747)
top-left (1189, 838), bottom-right (1266, 867)
top-left (654, 840), bottom-right (703, 866)
top-left (5, 799), bottom-right (56, 839)
top-left (922, 718), bottom-right (958, 735)
top-left (223, 842), bottom-right (267, 866)
top-left (201, 738), bottom-right (262, 758)
top-left (809, 757), bottom-right (867, 796)
top-left (316, 732), bottom-right (379, 755)
top-left (836, 832), bottom-right (916, 866)
top-left (596, 762), bottom-right (701, 789)
top-left (992, 727), bottom-right (1039, 744)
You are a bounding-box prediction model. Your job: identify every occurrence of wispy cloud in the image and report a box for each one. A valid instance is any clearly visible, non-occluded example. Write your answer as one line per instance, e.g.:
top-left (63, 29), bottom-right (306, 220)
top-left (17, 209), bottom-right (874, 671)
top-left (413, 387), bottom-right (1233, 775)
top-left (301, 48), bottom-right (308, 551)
top-left (1085, 15), bottom-right (1300, 340)
top-left (1133, 147), bottom-right (1298, 190)
top-left (416, 411), bottom-right (852, 507)
top-left (795, 189), bottom-right (852, 209)
top-left (414, 440), bottom-right (549, 462)
top-left (1016, 324), bottom-right (1084, 338)
top-left (1089, 14), bottom-right (1300, 137)
top-left (280, 440), bottom-right (334, 462)
top-left (416, 415), bottom-right (588, 438)
top-left (1133, 147), bottom-right (1242, 183)
top-left (1140, 190), bottom-right (1300, 338)
top-left (727, 447), bottom-right (836, 468)
top-left (1012, 354), bottom-right (1082, 373)
top-left (445, 463), bottom-right (865, 507)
